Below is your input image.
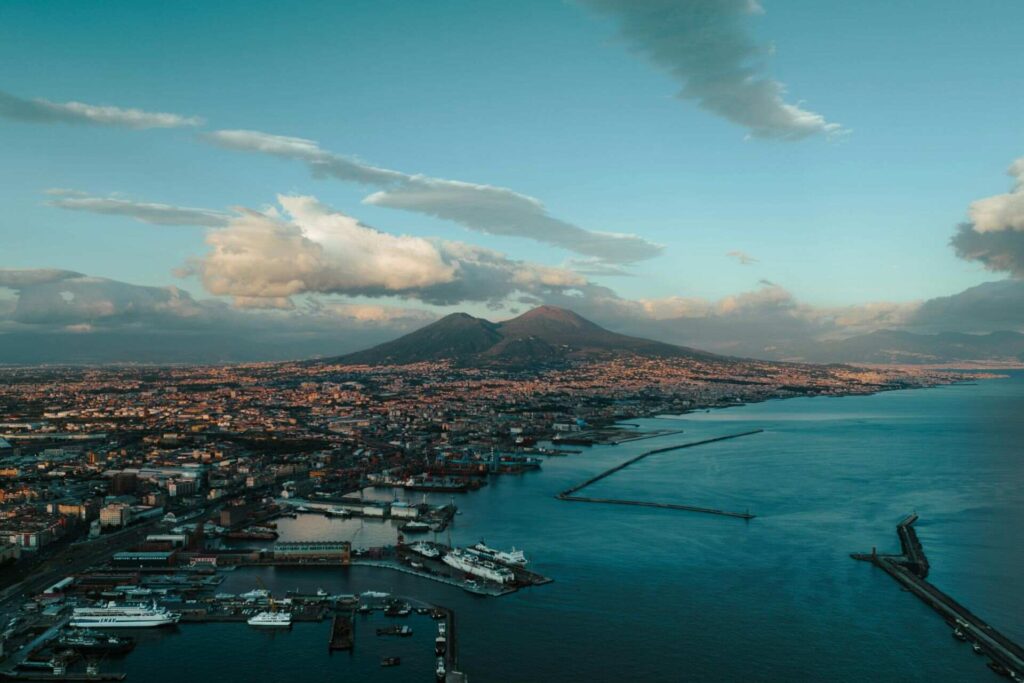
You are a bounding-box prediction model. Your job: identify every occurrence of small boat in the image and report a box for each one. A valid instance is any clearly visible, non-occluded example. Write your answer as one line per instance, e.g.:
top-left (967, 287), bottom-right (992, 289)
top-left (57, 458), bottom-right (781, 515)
top-left (972, 643), bottom-right (984, 654)
top-left (436, 656), bottom-right (447, 680)
top-left (987, 661), bottom-right (1011, 677)
top-left (953, 628), bottom-right (968, 641)
top-left (376, 625), bottom-right (413, 637)
top-left (380, 657), bottom-right (401, 667)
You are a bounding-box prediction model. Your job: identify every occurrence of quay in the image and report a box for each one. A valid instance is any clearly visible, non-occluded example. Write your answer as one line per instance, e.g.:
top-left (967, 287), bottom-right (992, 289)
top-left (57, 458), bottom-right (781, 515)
top-left (556, 430), bottom-right (763, 519)
top-left (328, 613), bottom-right (354, 651)
top-left (853, 514), bottom-right (1024, 679)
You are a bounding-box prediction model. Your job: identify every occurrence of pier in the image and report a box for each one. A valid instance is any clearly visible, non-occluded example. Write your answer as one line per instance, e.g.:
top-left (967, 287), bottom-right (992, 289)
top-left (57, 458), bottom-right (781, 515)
top-left (556, 430), bottom-right (763, 519)
top-left (853, 515), bottom-right (1024, 679)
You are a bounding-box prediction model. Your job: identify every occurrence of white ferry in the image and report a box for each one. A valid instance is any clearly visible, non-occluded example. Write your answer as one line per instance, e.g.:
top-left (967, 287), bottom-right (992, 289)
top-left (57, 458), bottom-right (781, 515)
top-left (70, 602), bottom-right (180, 628)
top-left (247, 611), bottom-right (292, 628)
top-left (467, 541), bottom-right (528, 567)
top-left (442, 549), bottom-right (515, 584)
top-left (409, 542), bottom-right (440, 558)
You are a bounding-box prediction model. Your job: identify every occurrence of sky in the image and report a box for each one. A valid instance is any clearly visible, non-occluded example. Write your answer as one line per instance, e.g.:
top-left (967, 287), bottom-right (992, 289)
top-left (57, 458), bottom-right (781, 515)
top-left (2, 0), bottom-right (1024, 362)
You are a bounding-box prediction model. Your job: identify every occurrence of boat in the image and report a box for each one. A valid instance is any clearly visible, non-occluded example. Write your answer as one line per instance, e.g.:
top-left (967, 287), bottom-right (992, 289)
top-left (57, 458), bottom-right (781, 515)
top-left (240, 588), bottom-right (270, 601)
top-left (400, 520), bottom-right (431, 533)
top-left (973, 643), bottom-right (985, 654)
top-left (468, 541), bottom-right (528, 566)
top-left (409, 542), bottom-right (440, 558)
top-left (247, 611), bottom-right (292, 628)
top-left (442, 548), bottom-right (515, 584)
top-left (953, 628), bottom-right (968, 641)
top-left (360, 590), bottom-right (390, 599)
top-left (380, 657), bottom-right (401, 667)
top-left (436, 623), bottom-right (447, 655)
top-left (376, 625), bottom-right (413, 637)
top-left (70, 602), bottom-right (180, 628)
top-left (402, 476), bottom-right (482, 493)
top-left (384, 602), bottom-right (411, 617)
top-left (57, 629), bottom-right (135, 654)
top-left (436, 656), bottom-right (447, 680)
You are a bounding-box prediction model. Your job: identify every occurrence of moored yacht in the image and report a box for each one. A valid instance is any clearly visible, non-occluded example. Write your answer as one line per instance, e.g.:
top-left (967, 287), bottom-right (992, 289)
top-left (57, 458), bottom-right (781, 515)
top-left (70, 602), bottom-right (180, 628)
top-left (247, 611), bottom-right (292, 628)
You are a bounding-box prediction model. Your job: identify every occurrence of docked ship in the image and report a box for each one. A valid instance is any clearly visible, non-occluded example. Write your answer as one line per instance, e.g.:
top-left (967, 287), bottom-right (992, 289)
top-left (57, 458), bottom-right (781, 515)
top-left (442, 548), bottom-right (515, 584)
top-left (402, 476), bottom-right (483, 493)
top-left (409, 542), bottom-right (440, 558)
top-left (70, 602), bottom-right (181, 628)
top-left (400, 520), bottom-right (431, 533)
top-left (225, 526), bottom-right (279, 541)
top-left (57, 629), bottom-right (135, 654)
top-left (467, 541), bottom-right (528, 567)
top-left (247, 611), bottom-right (292, 628)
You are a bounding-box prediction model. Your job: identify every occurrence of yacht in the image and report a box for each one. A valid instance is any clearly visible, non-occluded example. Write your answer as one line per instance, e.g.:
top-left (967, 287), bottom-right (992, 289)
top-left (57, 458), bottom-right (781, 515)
top-left (247, 611), bottom-right (292, 628)
top-left (240, 588), bottom-right (270, 601)
top-left (70, 603), bottom-right (180, 629)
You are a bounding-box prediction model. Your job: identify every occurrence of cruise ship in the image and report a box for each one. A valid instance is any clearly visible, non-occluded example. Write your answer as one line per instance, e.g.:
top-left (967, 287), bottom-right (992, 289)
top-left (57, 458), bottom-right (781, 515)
top-left (442, 549), bottom-right (515, 584)
top-left (70, 602), bottom-right (181, 628)
top-left (247, 611), bottom-right (292, 628)
top-left (467, 541), bottom-right (528, 567)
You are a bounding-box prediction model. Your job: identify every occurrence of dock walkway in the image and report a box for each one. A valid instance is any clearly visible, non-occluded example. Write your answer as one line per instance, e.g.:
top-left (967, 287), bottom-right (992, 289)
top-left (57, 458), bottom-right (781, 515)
top-left (556, 430), bottom-right (763, 519)
top-left (853, 515), bottom-right (1024, 678)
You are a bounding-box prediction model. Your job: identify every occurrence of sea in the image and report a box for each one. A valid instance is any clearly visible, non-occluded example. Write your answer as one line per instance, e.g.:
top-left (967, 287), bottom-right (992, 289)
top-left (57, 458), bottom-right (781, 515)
top-left (116, 371), bottom-right (1024, 682)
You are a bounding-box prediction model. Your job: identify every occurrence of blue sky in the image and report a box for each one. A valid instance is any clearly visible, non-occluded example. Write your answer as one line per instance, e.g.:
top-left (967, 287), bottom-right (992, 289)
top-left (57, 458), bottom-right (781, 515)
top-left (2, 0), bottom-right (1024, 360)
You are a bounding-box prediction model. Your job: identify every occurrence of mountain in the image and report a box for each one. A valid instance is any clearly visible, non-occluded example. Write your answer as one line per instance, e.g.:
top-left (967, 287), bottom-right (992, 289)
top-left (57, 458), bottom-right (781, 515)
top-left (334, 305), bottom-right (720, 366)
top-left (788, 329), bottom-right (1024, 365)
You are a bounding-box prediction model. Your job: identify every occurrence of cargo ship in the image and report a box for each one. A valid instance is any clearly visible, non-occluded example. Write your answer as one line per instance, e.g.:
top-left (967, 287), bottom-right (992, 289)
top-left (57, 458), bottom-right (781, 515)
top-left (442, 548), bottom-right (515, 584)
top-left (70, 602), bottom-right (181, 628)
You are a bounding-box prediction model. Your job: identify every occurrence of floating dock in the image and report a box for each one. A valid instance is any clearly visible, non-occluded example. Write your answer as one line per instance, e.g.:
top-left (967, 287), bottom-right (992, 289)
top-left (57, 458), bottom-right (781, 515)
top-left (853, 514), bottom-right (1024, 679)
top-left (556, 430), bottom-right (763, 519)
top-left (328, 614), bottom-right (354, 651)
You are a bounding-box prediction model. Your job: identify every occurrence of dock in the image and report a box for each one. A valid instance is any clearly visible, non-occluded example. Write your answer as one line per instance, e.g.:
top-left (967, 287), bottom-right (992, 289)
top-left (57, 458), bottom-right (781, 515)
top-left (328, 613), bottom-right (354, 651)
top-left (853, 514), bottom-right (1024, 678)
top-left (556, 430), bottom-right (763, 519)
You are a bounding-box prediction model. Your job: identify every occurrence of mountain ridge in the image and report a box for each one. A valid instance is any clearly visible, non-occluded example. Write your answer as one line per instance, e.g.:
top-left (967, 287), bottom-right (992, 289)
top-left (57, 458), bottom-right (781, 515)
top-left (333, 305), bottom-right (722, 366)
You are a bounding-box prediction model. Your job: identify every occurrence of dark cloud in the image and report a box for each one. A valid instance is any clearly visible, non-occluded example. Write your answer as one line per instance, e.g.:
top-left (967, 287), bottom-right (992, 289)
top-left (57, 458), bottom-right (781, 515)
top-left (951, 222), bottom-right (1024, 278)
top-left (577, 0), bottom-right (841, 140)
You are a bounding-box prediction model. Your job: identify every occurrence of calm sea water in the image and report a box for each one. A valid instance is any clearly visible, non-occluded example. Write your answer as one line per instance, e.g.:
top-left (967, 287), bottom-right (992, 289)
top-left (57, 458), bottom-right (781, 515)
top-left (119, 372), bottom-right (1024, 682)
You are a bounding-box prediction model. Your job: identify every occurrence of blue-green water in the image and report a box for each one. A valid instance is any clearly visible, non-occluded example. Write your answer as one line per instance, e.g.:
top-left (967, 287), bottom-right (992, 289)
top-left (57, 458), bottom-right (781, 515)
top-left (120, 373), bottom-right (1024, 681)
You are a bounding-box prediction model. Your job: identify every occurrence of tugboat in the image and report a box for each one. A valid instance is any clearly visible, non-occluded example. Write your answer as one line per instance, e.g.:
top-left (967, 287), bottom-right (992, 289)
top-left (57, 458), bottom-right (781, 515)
top-left (435, 656), bottom-right (447, 680)
top-left (380, 657), bottom-right (401, 667)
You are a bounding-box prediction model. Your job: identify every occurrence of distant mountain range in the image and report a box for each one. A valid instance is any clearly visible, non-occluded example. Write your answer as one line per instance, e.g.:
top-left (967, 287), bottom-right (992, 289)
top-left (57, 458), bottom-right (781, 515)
top-left (333, 305), bottom-right (720, 366)
top-left (786, 329), bottom-right (1024, 365)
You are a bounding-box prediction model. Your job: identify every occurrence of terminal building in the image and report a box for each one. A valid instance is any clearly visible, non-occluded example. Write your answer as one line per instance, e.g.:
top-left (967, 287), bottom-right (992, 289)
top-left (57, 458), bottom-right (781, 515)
top-left (273, 541), bottom-right (350, 564)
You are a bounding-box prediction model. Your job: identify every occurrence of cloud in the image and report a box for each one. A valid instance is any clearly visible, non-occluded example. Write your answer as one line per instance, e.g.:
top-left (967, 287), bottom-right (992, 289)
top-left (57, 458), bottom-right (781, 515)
top-left (951, 156), bottom-right (1024, 276)
top-left (726, 250), bottom-right (758, 265)
top-left (0, 89), bottom-right (202, 129)
top-left (203, 129), bottom-right (662, 264)
top-left (46, 191), bottom-right (230, 227)
top-left (576, 0), bottom-right (841, 140)
top-left (182, 194), bottom-right (588, 308)
top-left (908, 279), bottom-right (1024, 332)
top-left (0, 269), bottom-right (438, 363)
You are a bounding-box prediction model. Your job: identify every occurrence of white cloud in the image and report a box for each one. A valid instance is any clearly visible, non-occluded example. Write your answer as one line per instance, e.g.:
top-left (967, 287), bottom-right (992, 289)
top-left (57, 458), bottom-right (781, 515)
top-left (183, 195), bottom-right (588, 308)
top-left (576, 0), bottom-right (842, 140)
top-left (952, 155), bottom-right (1024, 277)
top-left (47, 191), bottom-right (230, 227)
top-left (0, 89), bottom-right (202, 129)
top-left (203, 129), bottom-right (662, 264)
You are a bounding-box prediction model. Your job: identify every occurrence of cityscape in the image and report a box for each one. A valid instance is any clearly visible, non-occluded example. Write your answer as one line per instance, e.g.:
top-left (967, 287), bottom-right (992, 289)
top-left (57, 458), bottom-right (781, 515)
top-left (2, 1), bottom-right (1023, 681)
